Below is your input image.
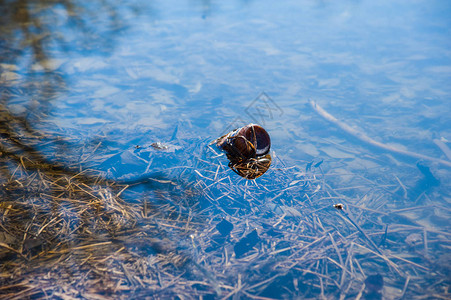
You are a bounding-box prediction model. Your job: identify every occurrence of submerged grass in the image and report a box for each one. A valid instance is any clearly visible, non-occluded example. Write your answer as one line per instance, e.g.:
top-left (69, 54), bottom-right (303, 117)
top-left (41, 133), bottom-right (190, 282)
top-left (0, 137), bottom-right (450, 299)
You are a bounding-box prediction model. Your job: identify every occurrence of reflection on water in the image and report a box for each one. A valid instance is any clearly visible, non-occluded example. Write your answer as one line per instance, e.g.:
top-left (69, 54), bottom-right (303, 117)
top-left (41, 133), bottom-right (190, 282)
top-left (0, 0), bottom-right (129, 171)
top-left (1, 0), bottom-right (451, 298)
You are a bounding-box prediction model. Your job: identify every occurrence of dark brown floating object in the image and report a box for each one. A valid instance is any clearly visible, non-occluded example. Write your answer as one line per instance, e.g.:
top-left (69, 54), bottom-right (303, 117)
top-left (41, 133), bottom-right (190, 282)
top-left (234, 229), bottom-right (260, 258)
top-left (215, 124), bottom-right (271, 159)
top-left (216, 219), bottom-right (233, 236)
top-left (333, 203), bottom-right (344, 210)
top-left (214, 124), bottom-right (271, 179)
top-left (364, 274), bottom-right (384, 298)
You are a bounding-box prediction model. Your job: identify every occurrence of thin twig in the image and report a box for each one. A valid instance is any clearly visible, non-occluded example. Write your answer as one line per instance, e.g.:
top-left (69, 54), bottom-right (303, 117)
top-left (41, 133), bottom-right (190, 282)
top-left (309, 100), bottom-right (451, 168)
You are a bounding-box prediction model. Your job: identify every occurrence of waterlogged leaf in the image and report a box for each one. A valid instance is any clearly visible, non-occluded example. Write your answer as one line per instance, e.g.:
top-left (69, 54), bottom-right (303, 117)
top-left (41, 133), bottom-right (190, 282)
top-left (216, 219), bottom-right (233, 236)
top-left (234, 229), bottom-right (260, 258)
top-left (364, 274), bottom-right (383, 293)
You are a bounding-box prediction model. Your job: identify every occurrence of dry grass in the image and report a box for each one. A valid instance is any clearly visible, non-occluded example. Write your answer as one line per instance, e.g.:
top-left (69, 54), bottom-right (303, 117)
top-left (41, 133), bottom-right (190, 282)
top-left (0, 142), bottom-right (450, 299)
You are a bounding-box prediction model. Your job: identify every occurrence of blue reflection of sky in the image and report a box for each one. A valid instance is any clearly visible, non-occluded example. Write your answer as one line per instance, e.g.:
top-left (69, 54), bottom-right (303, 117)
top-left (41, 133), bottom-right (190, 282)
top-left (4, 1), bottom-right (450, 298)
top-left (50, 0), bottom-right (450, 151)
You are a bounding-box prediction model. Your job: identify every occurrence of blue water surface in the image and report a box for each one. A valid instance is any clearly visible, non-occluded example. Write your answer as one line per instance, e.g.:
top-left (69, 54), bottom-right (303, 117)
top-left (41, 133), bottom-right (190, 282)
top-left (1, 0), bottom-right (450, 298)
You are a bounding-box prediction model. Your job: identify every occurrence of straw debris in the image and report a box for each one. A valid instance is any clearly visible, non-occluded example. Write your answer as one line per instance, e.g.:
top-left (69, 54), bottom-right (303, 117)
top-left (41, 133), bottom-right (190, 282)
top-left (0, 136), bottom-right (449, 299)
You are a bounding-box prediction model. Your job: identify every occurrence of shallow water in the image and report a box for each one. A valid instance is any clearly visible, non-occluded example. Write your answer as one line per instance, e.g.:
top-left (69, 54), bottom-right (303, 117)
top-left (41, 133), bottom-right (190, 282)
top-left (1, 0), bottom-right (450, 298)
